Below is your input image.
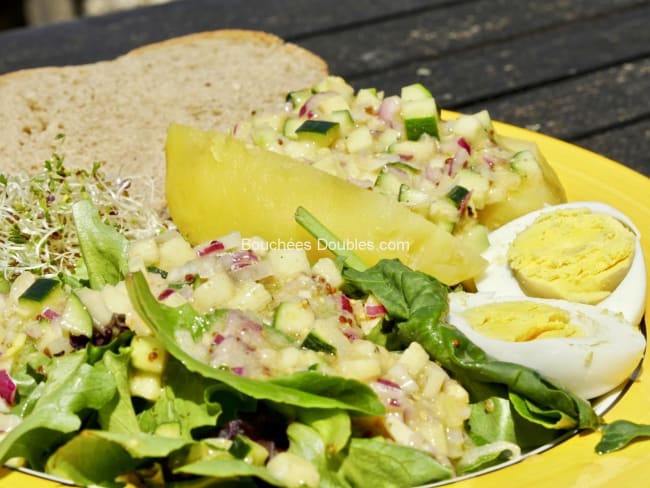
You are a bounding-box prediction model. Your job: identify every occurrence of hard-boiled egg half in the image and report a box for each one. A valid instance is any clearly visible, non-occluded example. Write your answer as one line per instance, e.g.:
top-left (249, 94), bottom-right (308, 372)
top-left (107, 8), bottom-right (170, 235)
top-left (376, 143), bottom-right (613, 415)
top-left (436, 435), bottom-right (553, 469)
top-left (447, 292), bottom-right (646, 399)
top-left (473, 201), bottom-right (647, 326)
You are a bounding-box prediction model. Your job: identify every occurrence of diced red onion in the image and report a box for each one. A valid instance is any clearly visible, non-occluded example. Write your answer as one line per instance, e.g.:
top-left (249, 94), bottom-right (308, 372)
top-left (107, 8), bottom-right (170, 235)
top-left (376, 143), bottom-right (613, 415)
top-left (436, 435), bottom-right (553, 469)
top-left (231, 367), bottom-right (245, 376)
top-left (0, 370), bottom-right (16, 405)
top-left (425, 165), bottom-right (443, 183)
top-left (458, 190), bottom-right (473, 215)
top-left (39, 308), bottom-right (60, 321)
top-left (483, 155), bottom-right (495, 168)
top-left (227, 250), bottom-right (259, 271)
top-left (348, 178), bottom-right (374, 189)
top-left (157, 288), bottom-right (175, 301)
top-left (399, 153), bottom-right (414, 161)
top-left (343, 328), bottom-right (359, 341)
top-left (230, 260), bottom-right (273, 282)
top-left (377, 378), bottom-right (401, 390)
top-left (340, 294), bottom-right (353, 313)
top-left (214, 334), bottom-right (225, 345)
top-left (365, 303), bottom-right (387, 318)
top-left (389, 398), bottom-right (401, 407)
top-left (457, 137), bottom-right (471, 155)
top-left (378, 96), bottom-right (401, 128)
top-left (447, 147), bottom-right (469, 176)
top-left (198, 240), bottom-right (225, 257)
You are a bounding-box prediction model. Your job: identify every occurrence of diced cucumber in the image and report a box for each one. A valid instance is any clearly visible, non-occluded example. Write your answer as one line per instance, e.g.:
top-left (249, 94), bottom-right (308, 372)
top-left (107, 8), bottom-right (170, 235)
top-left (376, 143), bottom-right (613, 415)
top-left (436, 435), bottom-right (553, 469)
top-left (387, 161), bottom-right (420, 176)
top-left (129, 371), bottom-right (162, 401)
top-left (251, 126), bottom-right (280, 149)
top-left (398, 184), bottom-right (429, 207)
top-left (364, 318), bottom-right (387, 347)
top-left (283, 117), bottom-right (304, 139)
top-left (229, 435), bottom-right (269, 465)
top-left (373, 167), bottom-right (404, 198)
top-left (346, 126), bottom-right (373, 153)
top-left (338, 357), bottom-right (382, 382)
top-left (316, 93), bottom-right (350, 114)
top-left (311, 257), bottom-right (344, 288)
top-left (325, 109), bottom-right (355, 135)
top-left (266, 452), bottom-right (321, 488)
top-left (131, 335), bottom-right (167, 374)
top-left (446, 185), bottom-right (471, 208)
top-left (273, 301), bottom-right (315, 339)
top-left (402, 98), bottom-right (440, 141)
top-left (388, 139), bottom-right (435, 161)
top-left (75, 287), bottom-right (113, 326)
top-left (158, 233), bottom-right (197, 271)
top-left (19, 277), bottom-right (60, 303)
top-left (60, 292), bottom-right (93, 337)
top-left (376, 128), bottom-right (400, 151)
top-left (354, 87), bottom-right (382, 111)
top-left (192, 271), bottom-right (235, 313)
top-left (227, 282), bottom-right (272, 312)
top-left (282, 140), bottom-right (318, 161)
top-left (456, 169), bottom-right (489, 208)
top-left (295, 120), bottom-right (340, 147)
top-left (18, 278), bottom-right (64, 317)
top-left (397, 342), bottom-right (429, 376)
top-left (301, 331), bottom-right (337, 355)
top-left (312, 156), bottom-right (346, 178)
top-left (401, 83), bottom-right (433, 101)
top-left (428, 199), bottom-right (459, 233)
top-left (510, 150), bottom-right (542, 179)
top-left (267, 248), bottom-right (311, 279)
top-left (286, 89), bottom-right (313, 109)
top-left (453, 113), bottom-right (489, 145)
top-left (313, 76), bottom-right (355, 99)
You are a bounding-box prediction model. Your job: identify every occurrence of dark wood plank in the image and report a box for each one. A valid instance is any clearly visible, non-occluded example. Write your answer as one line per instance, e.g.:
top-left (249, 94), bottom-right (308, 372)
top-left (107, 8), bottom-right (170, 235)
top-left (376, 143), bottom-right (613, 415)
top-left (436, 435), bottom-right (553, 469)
top-left (0, 0), bottom-right (446, 74)
top-left (575, 119), bottom-right (650, 177)
top-left (456, 58), bottom-right (650, 140)
top-left (353, 3), bottom-right (650, 103)
top-left (298, 0), bottom-right (646, 79)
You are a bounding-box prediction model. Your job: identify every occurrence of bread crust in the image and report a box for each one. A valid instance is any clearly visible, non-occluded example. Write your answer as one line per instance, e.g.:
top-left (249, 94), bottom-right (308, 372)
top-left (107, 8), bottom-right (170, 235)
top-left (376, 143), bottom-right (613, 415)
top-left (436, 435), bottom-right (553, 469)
top-left (0, 29), bottom-right (329, 209)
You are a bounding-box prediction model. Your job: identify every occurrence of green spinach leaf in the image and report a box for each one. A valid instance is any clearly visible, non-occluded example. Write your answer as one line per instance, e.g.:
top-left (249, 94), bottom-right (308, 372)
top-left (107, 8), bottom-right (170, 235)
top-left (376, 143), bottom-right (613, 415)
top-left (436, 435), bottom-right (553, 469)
top-left (342, 259), bottom-right (599, 432)
top-left (340, 438), bottom-right (452, 487)
top-left (596, 420), bottom-right (650, 454)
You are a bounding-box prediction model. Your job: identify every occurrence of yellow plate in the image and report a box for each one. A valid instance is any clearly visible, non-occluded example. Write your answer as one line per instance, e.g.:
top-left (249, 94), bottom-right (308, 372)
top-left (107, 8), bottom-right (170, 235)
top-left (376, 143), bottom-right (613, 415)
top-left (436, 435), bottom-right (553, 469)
top-left (0, 119), bottom-right (648, 487)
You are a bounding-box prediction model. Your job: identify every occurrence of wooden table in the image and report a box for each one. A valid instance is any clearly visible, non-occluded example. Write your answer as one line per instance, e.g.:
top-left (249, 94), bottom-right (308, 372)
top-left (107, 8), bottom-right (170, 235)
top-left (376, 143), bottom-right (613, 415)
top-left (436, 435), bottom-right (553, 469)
top-left (1, 0), bottom-right (648, 177)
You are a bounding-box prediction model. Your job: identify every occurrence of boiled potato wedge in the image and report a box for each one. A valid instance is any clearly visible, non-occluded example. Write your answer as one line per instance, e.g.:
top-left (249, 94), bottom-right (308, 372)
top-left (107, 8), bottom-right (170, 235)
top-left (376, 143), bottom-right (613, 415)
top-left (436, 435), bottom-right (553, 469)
top-left (165, 124), bottom-right (486, 285)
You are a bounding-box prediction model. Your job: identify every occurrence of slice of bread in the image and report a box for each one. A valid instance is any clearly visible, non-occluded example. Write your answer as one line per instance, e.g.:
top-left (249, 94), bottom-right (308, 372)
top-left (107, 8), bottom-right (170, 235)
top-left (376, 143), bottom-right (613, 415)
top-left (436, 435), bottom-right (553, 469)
top-left (0, 30), bottom-right (328, 209)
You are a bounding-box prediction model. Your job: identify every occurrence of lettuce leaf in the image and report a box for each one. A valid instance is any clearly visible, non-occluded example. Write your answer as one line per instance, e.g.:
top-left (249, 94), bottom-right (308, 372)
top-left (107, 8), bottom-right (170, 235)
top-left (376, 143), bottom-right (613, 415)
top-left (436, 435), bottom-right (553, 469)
top-left (72, 199), bottom-right (128, 289)
top-left (125, 271), bottom-right (384, 416)
top-left (0, 350), bottom-right (116, 469)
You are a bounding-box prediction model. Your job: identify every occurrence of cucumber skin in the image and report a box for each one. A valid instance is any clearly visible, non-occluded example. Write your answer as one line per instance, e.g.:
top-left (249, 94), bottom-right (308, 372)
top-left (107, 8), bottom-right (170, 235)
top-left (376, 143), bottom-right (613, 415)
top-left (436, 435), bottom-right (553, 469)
top-left (19, 278), bottom-right (60, 303)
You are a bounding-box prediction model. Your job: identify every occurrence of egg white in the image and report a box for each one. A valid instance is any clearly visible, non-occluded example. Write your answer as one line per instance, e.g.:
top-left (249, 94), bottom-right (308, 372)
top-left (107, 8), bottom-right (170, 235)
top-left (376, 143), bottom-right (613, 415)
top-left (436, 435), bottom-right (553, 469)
top-left (474, 201), bottom-right (647, 326)
top-left (447, 292), bottom-right (646, 400)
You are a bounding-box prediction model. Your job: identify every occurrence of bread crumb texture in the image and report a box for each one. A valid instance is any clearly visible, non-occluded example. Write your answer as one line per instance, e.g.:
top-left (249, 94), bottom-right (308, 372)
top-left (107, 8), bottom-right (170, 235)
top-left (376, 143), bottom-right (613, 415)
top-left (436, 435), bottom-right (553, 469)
top-left (0, 30), bottom-right (328, 209)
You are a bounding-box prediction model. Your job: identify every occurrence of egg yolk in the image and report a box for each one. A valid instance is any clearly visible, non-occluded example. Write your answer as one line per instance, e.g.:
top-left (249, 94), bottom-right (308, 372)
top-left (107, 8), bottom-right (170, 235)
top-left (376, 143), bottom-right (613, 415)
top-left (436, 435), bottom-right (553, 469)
top-left (506, 209), bottom-right (635, 304)
top-left (461, 301), bottom-right (583, 341)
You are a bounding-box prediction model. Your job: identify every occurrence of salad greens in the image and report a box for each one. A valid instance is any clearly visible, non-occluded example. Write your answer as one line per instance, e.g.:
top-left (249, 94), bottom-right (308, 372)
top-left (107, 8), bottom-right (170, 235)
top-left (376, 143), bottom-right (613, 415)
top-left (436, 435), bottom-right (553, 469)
top-left (72, 199), bottom-right (129, 290)
top-left (126, 271), bottom-right (384, 415)
top-left (0, 198), bottom-right (647, 488)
